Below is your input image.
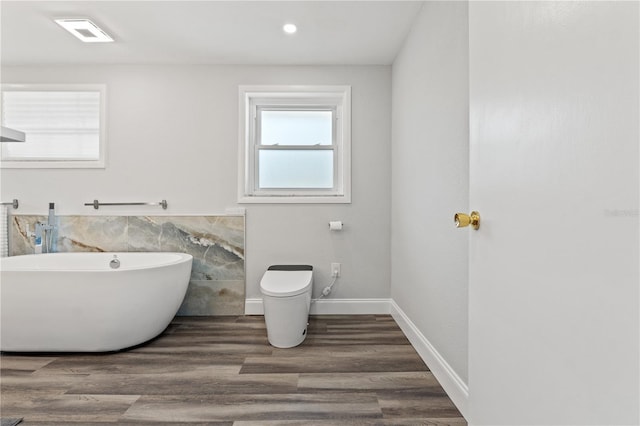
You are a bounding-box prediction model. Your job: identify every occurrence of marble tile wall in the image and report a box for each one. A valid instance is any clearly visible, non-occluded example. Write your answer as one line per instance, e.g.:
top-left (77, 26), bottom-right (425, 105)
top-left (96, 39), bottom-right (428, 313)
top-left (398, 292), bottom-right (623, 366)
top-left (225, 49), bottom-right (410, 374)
top-left (9, 215), bottom-right (245, 316)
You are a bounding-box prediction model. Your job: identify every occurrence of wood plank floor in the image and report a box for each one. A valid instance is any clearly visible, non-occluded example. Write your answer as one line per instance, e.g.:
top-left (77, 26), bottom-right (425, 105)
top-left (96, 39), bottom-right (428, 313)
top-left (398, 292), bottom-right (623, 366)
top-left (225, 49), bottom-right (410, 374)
top-left (0, 315), bottom-right (466, 425)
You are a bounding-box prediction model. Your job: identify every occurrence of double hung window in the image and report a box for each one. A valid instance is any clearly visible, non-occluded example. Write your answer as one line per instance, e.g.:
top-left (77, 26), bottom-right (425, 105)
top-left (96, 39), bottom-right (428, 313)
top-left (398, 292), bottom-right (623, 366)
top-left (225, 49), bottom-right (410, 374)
top-left (238, 86), bottom-right (351, 203)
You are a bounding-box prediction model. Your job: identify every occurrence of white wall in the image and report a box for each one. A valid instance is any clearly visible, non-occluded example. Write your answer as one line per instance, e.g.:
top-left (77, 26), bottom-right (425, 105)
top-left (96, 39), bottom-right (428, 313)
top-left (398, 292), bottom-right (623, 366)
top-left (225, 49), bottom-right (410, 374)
top-left (391, 0), bottom-right (469, 387)
top-left (0, 65), bottom-right (392, 300)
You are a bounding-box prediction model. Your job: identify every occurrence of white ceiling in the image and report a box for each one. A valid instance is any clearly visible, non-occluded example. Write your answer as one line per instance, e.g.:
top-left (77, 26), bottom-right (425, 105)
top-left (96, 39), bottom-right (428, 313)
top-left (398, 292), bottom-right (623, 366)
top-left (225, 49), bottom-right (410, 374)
top-left (1, 1), bottom-right (423, 65)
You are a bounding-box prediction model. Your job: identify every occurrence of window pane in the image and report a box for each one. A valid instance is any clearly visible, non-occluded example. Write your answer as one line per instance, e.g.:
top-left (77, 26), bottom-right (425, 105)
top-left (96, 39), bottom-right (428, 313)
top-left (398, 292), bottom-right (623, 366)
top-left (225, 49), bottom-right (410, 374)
top-left (259, 149), bottom-right (333, 189)
top-left (1, 91), bottom-right (100, 160)
top-left (261, 110), bottom-right (332, 146)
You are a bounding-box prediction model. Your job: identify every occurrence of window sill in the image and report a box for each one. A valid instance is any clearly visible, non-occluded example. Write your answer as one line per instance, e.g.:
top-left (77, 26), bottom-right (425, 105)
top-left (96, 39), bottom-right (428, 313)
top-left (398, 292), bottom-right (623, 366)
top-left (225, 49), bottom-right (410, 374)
top-left (238, 194), bottom-right (351, 204)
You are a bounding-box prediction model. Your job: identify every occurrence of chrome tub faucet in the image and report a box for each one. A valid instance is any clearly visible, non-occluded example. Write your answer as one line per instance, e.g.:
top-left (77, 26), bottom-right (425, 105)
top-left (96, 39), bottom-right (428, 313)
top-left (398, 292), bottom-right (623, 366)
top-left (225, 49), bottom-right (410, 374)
top-left (34, 203), bottom-right (57, 254)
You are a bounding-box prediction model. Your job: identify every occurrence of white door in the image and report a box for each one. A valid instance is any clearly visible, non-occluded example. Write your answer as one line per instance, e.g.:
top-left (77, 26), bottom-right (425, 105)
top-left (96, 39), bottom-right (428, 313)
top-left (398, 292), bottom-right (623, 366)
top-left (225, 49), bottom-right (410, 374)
top-left (467, 2), bottom-right (639, 425)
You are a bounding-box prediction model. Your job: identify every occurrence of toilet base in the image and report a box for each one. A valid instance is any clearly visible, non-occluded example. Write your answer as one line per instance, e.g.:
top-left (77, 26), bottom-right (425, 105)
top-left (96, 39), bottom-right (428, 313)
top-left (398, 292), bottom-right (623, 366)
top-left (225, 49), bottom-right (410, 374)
top-left (262, 292), bottom-right (311, 348)
top-left (267, 323), bottom-right (308, 349)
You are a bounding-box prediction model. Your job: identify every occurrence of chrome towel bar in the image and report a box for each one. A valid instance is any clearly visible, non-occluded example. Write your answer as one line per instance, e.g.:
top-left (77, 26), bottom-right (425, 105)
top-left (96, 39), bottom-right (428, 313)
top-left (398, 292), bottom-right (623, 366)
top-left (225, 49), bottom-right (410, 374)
top-left (1, 199), bottom-right (19, 209)
top-left (85, 200), bottom-right (168, 210)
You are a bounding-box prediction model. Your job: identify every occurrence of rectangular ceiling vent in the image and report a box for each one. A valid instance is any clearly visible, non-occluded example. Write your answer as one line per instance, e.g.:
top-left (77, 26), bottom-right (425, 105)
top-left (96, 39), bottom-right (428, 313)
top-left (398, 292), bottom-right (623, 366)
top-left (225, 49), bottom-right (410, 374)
top-left (55, 19), bottom-right (114, 43)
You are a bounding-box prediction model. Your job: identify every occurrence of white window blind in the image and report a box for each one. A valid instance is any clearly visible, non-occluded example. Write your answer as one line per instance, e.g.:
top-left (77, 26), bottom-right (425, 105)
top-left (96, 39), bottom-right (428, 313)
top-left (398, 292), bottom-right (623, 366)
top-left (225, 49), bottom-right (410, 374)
top-left (1, 84), bottom-right (106, 168)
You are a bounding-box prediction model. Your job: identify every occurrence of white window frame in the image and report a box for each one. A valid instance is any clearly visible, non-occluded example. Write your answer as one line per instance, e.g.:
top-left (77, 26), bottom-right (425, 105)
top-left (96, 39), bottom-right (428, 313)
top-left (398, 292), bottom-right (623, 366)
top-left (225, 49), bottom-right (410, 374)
top-left (238, 85), bottom-right (351, 204)
top-left (0, 84), bottom-right (107, 169)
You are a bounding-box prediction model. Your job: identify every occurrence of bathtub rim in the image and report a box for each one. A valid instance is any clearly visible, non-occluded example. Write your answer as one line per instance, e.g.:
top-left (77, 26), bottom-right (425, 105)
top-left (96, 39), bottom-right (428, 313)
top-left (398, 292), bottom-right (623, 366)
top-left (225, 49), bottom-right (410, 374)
top-left (0, 252), bottom-right (193, 272)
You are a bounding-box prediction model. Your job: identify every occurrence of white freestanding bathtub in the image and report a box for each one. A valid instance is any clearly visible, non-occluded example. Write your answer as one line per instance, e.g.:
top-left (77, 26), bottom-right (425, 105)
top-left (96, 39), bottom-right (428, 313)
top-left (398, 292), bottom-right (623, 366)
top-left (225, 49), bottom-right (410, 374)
top-left (0, 252), bottom-right (192, 352)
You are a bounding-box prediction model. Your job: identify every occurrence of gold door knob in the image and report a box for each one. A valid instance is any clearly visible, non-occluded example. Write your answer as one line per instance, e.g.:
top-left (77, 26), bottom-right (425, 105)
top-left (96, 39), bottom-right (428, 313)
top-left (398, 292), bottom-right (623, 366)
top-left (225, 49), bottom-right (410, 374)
top-left (454, 211), bottom-right (480, 230)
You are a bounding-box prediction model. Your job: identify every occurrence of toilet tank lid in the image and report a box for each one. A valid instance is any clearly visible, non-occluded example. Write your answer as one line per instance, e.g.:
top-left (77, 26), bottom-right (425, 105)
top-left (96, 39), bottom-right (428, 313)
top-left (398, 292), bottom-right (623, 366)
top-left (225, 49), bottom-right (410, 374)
top-left (260, 269), bottom-right (313, 297)
top-left (268, 265), bottom-right (313, 271)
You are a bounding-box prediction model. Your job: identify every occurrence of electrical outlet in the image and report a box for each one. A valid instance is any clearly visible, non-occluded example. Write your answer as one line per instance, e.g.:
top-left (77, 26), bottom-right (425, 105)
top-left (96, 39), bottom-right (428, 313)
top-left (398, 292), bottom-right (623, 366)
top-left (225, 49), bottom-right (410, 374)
top-left (331, 263), bottom-right (341, 278)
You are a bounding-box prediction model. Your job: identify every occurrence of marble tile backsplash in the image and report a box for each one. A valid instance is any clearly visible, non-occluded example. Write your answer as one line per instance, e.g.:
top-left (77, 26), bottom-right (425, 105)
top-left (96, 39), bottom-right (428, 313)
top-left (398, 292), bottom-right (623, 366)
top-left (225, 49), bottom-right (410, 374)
top-left (10, 215), bottom-right (245, 316)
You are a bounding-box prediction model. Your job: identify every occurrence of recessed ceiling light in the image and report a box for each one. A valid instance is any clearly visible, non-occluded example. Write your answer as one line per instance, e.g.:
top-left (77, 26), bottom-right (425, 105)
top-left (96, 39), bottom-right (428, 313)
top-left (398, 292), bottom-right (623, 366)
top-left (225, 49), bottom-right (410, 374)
top-left (283, 23), bottom-right (297, 35)
top-left (55, 19), bottom-right (114, 43)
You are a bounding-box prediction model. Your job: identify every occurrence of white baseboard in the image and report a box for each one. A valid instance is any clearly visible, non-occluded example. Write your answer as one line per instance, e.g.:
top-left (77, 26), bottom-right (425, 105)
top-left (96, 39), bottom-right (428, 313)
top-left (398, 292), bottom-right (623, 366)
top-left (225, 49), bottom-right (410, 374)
top-left (311, 298), bottom-right (391, 315)
top-left (244, 298), bottom-right (391, 315)
top-left (390, 300), bottom-right (469, 417)
top-left (244, 298), bottom-right (265, 315)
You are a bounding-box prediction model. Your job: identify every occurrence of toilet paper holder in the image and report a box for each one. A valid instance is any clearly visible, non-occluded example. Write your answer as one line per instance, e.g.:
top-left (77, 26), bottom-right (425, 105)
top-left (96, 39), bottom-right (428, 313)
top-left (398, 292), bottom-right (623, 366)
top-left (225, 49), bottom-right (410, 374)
top-left (328, 221), bottom-right (343, 231)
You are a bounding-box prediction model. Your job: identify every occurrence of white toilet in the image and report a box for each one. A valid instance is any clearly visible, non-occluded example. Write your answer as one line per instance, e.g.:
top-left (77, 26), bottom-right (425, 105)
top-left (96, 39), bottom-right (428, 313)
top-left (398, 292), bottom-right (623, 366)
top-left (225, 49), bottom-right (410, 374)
top-left (260, 265), bottom-right (313, 348)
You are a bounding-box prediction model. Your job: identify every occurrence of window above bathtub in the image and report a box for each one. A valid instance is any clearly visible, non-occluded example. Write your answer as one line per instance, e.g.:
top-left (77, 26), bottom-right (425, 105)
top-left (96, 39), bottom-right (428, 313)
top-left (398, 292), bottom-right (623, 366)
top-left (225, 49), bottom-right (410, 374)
top-left (238, 85), bottom-right (351, 203)
top-left (1, 84), bottom-right (107, 168)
